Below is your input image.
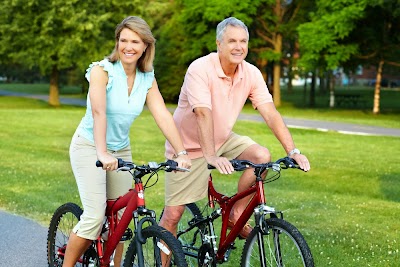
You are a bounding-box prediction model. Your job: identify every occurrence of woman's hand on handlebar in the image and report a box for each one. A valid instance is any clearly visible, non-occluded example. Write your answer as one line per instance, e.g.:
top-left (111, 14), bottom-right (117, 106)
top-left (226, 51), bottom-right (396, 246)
top-left (96, 152), bottom-right (118, 171)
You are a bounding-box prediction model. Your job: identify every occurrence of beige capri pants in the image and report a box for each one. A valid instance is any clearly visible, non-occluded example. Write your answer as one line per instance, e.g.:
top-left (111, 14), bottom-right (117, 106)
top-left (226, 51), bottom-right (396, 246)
top-left (69, 132), bottom-right (132, 240)
top-left (165, 133), bottom-right (256, 206)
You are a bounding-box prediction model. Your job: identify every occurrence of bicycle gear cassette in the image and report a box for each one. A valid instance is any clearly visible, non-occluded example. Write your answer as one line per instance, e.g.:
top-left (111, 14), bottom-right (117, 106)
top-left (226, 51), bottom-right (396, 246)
top-left (198, 243), bottom-right (216, 267)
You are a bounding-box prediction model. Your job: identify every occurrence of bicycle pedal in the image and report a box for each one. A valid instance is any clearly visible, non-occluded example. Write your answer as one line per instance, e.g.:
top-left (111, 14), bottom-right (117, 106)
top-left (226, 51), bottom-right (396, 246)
top-left (120, 228), bottom-right (133, 241)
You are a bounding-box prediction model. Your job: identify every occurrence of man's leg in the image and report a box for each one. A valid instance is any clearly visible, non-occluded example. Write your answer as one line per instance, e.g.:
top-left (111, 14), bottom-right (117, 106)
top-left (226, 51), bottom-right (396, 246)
top-left (231, 144), bottom-right (270, 221)
top-left (159, 205), bottom-right (186, 236)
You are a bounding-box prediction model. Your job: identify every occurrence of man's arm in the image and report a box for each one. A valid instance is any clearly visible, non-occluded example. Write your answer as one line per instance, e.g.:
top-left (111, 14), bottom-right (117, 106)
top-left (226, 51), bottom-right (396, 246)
top-left (194, 107), bottom-right (234, 174)
top-left (257, 103), bottom-right (311, 171)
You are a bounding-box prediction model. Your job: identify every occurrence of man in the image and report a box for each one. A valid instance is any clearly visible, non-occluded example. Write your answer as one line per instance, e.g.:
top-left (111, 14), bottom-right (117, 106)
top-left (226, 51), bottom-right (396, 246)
top-left (159, 17), bottom-right (310, 239)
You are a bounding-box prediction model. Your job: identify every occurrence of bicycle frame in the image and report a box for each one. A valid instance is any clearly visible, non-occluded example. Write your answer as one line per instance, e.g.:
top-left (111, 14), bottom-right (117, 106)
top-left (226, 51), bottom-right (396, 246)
top-left (207, 172), bottom-right (269, 262)
top-left (92, 176), bottom-right (153, 267)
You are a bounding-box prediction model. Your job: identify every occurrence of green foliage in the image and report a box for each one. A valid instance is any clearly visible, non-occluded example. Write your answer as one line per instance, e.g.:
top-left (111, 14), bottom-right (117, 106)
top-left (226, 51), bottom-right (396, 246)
top-left (298, 0), bottom-right (400, 72)
top-left (298, 0), bottom-right (369, 70)
top-left (0, 0), bottom-right (161, 78)
top-left (154, 0), bottom-right (301, 101)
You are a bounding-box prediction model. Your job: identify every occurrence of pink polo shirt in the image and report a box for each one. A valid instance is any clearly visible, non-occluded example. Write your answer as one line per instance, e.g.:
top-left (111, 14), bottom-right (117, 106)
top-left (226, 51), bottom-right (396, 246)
top-left (165, 52), bottom-right (273, 159)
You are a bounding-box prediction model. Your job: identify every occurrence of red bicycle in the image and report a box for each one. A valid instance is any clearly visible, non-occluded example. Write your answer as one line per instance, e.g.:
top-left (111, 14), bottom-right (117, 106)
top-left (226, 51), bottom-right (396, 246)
top-left (47, 159), bottom-right (188, 267)
top-left (169, 156), bottom-right (314, 267)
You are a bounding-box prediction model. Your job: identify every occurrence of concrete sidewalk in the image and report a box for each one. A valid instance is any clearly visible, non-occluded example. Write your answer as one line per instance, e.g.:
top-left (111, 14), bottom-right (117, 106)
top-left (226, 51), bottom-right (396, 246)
top-left (1, 89), bottom-right (399, 137)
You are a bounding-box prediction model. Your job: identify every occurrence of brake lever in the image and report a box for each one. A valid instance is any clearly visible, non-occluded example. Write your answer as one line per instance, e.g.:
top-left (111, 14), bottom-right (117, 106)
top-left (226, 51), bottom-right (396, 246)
top-left (117, 166), bottom-right (131, 172)
top-left (279, 157), bottom-right (299, 169)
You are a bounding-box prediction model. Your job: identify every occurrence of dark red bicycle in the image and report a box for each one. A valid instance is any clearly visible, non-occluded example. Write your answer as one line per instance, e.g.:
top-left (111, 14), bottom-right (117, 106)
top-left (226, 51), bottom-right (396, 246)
top-left (168, 156), bottom-right (314, 267)
top-left (47, 159), bottom-right (188, 267)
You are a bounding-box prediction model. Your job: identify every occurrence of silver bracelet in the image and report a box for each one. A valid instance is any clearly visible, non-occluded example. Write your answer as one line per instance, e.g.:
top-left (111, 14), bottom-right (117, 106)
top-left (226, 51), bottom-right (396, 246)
top-left (288, 148), bottom-right (301, 157)
top-left (175, 150), bottom-right (188, 157)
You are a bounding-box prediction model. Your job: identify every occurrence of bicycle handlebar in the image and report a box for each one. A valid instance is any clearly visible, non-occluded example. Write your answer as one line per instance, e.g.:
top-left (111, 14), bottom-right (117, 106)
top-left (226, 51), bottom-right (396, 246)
top-left (96, 159), bottom-right (190, 173)
top-left (207, 156), bottom-right (300, 172)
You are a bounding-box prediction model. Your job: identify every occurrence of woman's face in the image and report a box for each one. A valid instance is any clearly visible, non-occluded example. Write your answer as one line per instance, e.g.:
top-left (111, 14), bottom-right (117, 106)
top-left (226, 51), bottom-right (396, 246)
top-left (117, 28), bottom-right (148, 65)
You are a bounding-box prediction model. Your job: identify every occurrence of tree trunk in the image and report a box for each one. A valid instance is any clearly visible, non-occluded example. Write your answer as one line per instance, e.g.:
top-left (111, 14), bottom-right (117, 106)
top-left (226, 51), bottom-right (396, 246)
top-left (372, 60), bottom-right (384, 114)
top-left (256, 58), bottom-right (268, 83)
top-left (310, 70), bottom-right (316, 107)
top-left (273, 33), bottom-right (283, 107)
top-left (48, 65), bottom-right (60, 107)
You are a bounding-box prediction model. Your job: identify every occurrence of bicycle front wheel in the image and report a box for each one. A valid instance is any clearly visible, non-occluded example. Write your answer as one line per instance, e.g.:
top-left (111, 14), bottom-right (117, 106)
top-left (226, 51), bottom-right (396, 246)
top-left (241, 217), bottom-right (314, 267)
top-left (123, 225), bottom-right (188, 267)
top-left (47, 202), bottom-right (83, 267)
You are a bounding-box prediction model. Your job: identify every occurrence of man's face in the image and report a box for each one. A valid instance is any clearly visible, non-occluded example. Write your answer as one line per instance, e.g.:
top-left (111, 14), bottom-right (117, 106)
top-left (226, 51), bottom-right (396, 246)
top-left (217, 25), bottom-right (248, 66)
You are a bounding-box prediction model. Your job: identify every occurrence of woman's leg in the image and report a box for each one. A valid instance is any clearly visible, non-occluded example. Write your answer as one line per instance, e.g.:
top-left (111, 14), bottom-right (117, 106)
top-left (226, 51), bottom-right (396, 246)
top-left (65, 133), bottom-right (107, 266)
top-left (62, 233), bottom-right (92, 267)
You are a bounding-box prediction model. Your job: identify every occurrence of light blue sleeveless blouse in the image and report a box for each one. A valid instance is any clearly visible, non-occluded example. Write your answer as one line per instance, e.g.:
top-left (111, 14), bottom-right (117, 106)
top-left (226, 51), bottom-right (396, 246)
top-left (77, 59), bottom-right (154, 151)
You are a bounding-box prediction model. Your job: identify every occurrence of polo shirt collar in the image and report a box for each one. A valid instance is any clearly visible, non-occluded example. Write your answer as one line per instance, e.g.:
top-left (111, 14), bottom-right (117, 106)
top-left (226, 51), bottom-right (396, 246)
top-left (211, 52), bottom-right (244, 80)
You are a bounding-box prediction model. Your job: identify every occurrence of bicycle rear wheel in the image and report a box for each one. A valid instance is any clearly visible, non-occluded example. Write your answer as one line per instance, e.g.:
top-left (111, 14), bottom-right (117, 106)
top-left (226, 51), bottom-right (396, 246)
top-left (161, 203), bottom-right (203, 267)
top-left (241, 217), bottom-right (314, 267)
top-left (47, 202), bottom-right (83, 267)
top-left (123, 225), bottom-right (188, 267)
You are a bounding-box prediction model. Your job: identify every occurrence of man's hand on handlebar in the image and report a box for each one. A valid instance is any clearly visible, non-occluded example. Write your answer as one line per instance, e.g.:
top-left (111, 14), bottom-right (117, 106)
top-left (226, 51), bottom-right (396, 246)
top-left (205, 155), bottom-right (234, 174)
top-left (174, 153), bottom-right (192, 172)
top-left (290, 154), bottom-right (310, 172)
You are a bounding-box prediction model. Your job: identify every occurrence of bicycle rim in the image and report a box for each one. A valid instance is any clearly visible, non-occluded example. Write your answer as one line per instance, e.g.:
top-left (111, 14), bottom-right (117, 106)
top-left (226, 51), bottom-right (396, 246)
top-left (123, 225), bottom-right (187, 267)
top-left (241, 218), bottom-right (314, 267)
top-left (47, 203), bottom-right (83, 267)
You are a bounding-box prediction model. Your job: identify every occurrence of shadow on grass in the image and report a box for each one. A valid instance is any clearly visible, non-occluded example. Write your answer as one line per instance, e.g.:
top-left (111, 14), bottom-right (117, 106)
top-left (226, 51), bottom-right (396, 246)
top-left (380, 173), bottom-right (400, 202)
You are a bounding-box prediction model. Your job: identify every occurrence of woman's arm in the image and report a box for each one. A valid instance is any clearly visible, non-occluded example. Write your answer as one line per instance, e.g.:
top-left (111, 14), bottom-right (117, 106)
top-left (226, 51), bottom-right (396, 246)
top-left (146, 79), bottom-right (191, 169)
top-left (89, 65), bottom-right (118, 170)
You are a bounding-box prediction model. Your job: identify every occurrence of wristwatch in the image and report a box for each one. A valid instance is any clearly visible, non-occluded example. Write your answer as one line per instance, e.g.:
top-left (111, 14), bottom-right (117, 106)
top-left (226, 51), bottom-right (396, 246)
top-left (175, 150), bottom-right (188, 157)
top-left (288, 148), bottom-right (301, 157)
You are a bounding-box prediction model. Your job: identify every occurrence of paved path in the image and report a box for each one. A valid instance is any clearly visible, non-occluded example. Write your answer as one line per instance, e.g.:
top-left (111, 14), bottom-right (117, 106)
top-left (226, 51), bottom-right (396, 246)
top-left (1, 89), bottom-right (399, 137)
top-left (1, 89), bottom-right (399, 266)
top-left (0, 210), bottom-right (48, 266)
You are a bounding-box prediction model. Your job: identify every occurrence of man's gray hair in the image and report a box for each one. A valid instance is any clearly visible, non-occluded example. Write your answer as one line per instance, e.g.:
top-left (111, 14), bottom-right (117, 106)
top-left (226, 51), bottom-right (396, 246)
top-left (216, 17), bottom-right (249, 42)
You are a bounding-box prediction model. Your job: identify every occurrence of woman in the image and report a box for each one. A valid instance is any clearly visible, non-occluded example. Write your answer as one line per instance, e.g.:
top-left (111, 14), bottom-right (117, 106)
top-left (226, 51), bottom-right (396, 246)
top-left (63, 16), bottom-right (191, 267)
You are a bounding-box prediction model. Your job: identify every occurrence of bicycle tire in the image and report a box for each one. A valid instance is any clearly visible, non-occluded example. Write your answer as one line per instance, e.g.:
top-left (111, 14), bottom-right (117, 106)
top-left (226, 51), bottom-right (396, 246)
top-left (47, 202), bottom-right (83, 267)
top-left (175, 203), bottom-right (203, 267)
top-left (240, 217), bottom-right (314, 267)
top-left (123, 225), bottom-right (188, 267)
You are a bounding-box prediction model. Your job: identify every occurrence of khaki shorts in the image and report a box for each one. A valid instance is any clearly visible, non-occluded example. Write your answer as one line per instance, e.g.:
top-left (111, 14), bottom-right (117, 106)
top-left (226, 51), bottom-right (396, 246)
top-left (69, 132), bottom-right (132, 240)
top-left (165, 133), bottom-right (256, 206)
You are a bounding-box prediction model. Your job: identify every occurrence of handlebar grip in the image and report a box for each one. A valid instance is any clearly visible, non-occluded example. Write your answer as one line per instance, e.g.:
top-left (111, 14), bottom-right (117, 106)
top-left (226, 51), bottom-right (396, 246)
top-left (207, 160), bottom-right (247, 171)
top-left (164, 159), bottom-right (178, 172)
top-left (207, 164), bottom-right (215, 170)
top-left (96, 158), bottom-right (124, 168)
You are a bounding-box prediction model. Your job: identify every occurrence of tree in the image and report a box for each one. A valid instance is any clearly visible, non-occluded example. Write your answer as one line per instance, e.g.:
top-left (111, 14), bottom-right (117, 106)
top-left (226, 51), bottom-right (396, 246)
top-left (154, 0), bottom-right (260, 101)
top-left (298, 0), bottom-right (366, 108)
top-left (154, 0), bottom-right (310, 104)
top-left (250, 0), bottom-right (315, 106)
top-left (297, 0), bottom-right (400, 113)
top-left (345, 1), bottom-right (400, 114)
top-left (0, 0), bottom-right (154, 106)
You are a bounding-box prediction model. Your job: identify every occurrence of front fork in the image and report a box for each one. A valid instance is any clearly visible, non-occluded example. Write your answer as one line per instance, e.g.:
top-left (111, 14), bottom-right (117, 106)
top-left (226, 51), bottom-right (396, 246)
top-left (133, 207), bottom-right (157, 267)
top-left (253, 204), bottom-right (283, 267)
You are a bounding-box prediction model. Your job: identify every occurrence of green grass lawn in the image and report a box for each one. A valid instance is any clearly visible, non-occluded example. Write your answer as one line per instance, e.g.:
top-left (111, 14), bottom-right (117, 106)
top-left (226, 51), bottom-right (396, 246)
top-left (0, 95), bottom-right (399, 266)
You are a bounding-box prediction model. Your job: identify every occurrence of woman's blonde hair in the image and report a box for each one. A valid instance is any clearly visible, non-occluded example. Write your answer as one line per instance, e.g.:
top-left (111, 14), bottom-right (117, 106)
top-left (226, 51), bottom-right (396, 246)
top-left (107, 16), bottom-right (156, 72)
